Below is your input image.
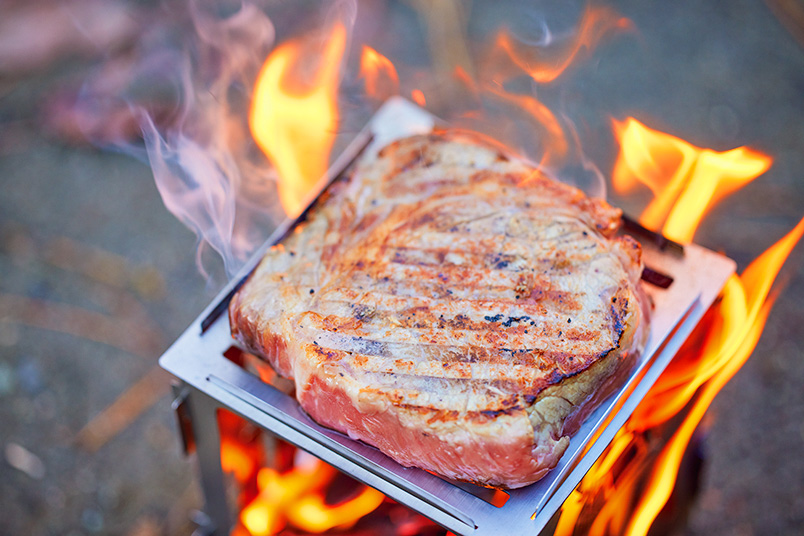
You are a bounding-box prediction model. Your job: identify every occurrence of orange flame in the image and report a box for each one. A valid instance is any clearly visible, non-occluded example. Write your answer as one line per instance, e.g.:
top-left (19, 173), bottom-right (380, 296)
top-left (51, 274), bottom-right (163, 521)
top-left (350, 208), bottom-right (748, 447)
top-left (612, 117), bottom-right (772, 243)
top-left (555, 122), bottom-right (802, 536)
top-left (239, 454), bottom-right (385, 535)
top-left (474, 6), bottom-right (630, 170)
top-left (249, 23), bottom-right (347, 218)
top-left (493, 6), bottom-right (631, 84)
top-left (411, 88), bottom-right (426, 107)
top-left (217, 358), bottom-right (387, 535)
top-left (484, 86), bottom-right (568, 167)
top-left (218, 410), bottom-right (265, 487)
top-left (626, 215), bottom-right (804, 535)
top-left (360, 45), bottom-right (399, 100)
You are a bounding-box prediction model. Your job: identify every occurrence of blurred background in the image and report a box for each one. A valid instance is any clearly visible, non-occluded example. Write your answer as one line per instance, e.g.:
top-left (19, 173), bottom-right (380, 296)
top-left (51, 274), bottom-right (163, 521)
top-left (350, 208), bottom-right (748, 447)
top-left (1, 1), bottom-right (803, 535)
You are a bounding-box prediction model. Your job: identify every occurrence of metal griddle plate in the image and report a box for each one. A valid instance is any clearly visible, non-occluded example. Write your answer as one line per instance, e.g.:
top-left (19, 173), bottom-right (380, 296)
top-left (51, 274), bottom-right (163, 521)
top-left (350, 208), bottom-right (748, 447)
top-left (159, 98), bottom-right (736, 535)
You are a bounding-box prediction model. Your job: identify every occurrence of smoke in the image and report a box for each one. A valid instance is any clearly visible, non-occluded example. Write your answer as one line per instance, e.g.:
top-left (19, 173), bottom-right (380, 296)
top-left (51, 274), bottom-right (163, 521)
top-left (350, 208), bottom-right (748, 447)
top-left (67, 0), bottom-right (629, 286)
top-left (138, 1), bottom-right (279, 284)
top-left (136, 0), bottom-right (358, 285)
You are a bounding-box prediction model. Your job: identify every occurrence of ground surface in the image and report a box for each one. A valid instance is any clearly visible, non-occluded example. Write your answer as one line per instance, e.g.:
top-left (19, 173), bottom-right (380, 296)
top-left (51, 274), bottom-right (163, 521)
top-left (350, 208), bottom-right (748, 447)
top-left (1, 1), bottom-right (803, 535)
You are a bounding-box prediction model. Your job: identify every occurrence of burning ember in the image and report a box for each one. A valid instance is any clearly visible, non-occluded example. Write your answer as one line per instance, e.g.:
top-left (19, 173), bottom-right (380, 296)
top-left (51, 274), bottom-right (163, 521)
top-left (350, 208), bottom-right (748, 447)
top-left (123, 2), bottom-right (802, 535)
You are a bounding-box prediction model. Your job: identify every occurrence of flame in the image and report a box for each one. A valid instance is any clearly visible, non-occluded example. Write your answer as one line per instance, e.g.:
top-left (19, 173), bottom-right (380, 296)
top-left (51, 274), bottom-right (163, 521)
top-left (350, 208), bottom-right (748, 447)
top-left (217, 357), bottom-right (387, 535)
top-left (218, 410), bottom-right (265, 487)
top-left (485, 86), bottom-right (568, 167)
top-left (249, 23), bottom-right (347, 218)
top-left (612, 117), bottom-right (772, 243)
top-left (554, 122), bottom-right (802, 536)
top-left (625, 216), bottom-right (804, 535)
top-left (239, 453), bottom-right (384, 535)
top-left (217, 407), bottom-right (385, 536)
top-left (411, 88), bottom-right (426, 107)
top-left (286, 484), bottom-right (386, 532)
top-left (360, 45), bottom-right (399, 100)
top-left (470, 6), bottom-right (630, 171)
top-left (221, 440), bottom-right (258, 484)
top-left (493, 6), bottom-right (631, 84)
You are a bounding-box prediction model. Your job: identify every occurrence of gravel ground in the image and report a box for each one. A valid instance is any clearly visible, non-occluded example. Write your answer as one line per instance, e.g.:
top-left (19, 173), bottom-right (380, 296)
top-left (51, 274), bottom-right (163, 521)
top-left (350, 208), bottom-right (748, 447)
top-left (1, 1), bottom-right (803, 535)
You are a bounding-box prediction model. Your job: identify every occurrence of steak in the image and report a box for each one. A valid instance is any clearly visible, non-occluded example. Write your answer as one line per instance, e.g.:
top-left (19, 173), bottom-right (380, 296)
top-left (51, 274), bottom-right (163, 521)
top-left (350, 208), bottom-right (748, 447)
top-left (229, 129), bottom-right (649, 489)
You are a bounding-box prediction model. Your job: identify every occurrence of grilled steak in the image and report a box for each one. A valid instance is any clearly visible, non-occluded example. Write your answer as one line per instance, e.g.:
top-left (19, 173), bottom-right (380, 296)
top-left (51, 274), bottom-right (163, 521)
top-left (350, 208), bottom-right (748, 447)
top-left (230, 129), bottom-right (649, 488)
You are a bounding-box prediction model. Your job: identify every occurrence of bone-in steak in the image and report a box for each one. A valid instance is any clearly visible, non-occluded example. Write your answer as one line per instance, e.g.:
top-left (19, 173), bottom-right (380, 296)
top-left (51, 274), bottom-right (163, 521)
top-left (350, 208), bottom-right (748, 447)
top-left (229, 129), bottom-right (648, 488)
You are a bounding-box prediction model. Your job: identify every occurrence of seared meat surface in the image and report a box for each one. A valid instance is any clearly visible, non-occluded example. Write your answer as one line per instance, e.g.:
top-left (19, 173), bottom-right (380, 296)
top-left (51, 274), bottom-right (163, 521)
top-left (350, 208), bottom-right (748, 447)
top-left (230, 130), bottom-right (648, 488)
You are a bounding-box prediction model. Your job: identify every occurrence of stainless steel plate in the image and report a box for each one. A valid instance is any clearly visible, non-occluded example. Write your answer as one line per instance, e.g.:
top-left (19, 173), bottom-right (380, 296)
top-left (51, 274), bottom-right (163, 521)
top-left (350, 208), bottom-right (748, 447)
top-left (160, 97), bottom-right (735, 535)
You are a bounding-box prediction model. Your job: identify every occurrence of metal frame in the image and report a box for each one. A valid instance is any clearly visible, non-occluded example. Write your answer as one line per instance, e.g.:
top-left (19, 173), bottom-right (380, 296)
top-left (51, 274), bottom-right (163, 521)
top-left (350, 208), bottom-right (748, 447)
top-left (160, 98), bottom-right (736, 535)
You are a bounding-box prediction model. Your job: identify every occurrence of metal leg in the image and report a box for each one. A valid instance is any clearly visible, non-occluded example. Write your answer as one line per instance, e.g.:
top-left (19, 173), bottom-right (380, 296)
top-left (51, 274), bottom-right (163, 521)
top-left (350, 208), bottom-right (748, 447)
top-left (184, 385), bottom-right (233, 535)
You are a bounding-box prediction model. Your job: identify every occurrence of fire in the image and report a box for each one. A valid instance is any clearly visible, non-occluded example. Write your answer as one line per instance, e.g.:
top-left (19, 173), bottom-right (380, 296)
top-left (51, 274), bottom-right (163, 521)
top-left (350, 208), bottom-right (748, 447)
top-left (470, 5), bottom-right (631, 170)
top-left (249, 23), bottom-right (347, 218)
top-left (218, 410), bottom-right (265, 486)
top-left (624, 216), bottom-right (804, 535)
top-left (227, 442), bottom-right (384, 535)
top-left (492, 6), bottom-right (631, 84)
top-left (217, 351), bottom-right (388, 535)
top-left (360, 45), bottom-right (399, 100)
top-left (484, 87), bottom-right (568, 167)
top-left (553, 120), bottom-right (803, 536)
top-left (247, 4), bottom-right (633, 223)
top-left (612, 117), bottom-right (772, 244)
top-left (411, 89), bottom-right (426, 107)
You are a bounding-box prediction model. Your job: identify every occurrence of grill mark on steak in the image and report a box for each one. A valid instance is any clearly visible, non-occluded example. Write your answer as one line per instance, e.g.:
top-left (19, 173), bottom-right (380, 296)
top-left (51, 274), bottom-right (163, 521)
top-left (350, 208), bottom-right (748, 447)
top-left (325, 274), bottom-right (586, 312)
top-left (353, 373), bottom-right (554, 408)
top-left (387, 214), bottom-right (600, 246)
top-left (301, 307), bottom-right (603, 342)
top-left (319, 246), bottom-right (622, 305)
top-left (346, 358), bottom-right (618, 414)
top-left (301, 296), bottom-right (627, 387)
top-left (304, 331), bottom-right (609, 364)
